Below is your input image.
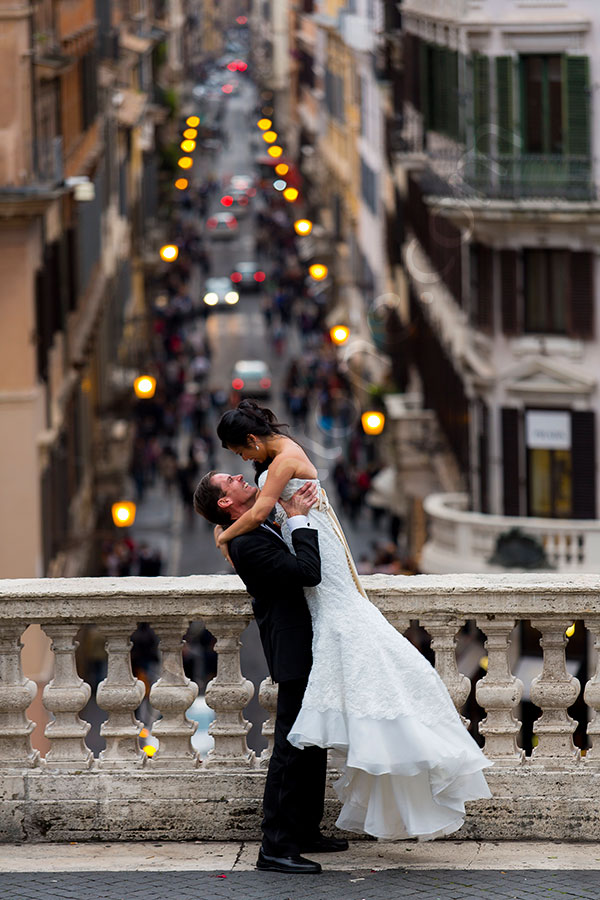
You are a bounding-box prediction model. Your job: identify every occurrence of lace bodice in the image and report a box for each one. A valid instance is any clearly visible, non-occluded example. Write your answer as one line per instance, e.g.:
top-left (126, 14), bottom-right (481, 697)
top-left (257, 473), bottom-right (458, 724)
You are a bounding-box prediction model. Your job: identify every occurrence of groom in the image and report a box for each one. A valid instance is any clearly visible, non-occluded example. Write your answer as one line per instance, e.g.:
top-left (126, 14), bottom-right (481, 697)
top-left (193, 471), bottom-right (348, 874)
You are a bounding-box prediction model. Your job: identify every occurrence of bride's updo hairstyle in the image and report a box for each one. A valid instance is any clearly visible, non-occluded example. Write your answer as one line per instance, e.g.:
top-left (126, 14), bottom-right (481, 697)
top-left (217, 399), bottom-right (288, 450)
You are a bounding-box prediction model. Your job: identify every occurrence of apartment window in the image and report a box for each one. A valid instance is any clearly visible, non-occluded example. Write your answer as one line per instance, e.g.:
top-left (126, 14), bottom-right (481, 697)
top-left (521, 55), bottom-right (563, 154)
top-left (524, 249), bottom-right (569, 334)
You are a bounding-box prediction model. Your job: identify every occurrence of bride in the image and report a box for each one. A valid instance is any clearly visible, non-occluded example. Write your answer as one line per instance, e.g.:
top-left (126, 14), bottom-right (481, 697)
top-left (215, 399), bottom-right (491, 840)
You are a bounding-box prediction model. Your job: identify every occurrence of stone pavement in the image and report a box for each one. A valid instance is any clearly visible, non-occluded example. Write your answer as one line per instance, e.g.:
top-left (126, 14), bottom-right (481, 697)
top-left (0, 842), bottom-right (599, 900)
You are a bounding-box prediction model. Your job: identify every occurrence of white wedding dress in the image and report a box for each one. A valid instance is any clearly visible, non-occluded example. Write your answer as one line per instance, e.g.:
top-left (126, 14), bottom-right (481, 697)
top-left (260, 473), bottom-right (492, 841)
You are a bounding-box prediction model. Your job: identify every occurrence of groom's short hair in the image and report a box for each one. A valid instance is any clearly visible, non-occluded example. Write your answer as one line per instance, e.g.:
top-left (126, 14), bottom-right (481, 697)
top-left (193, 471), bottom-right (233, 527)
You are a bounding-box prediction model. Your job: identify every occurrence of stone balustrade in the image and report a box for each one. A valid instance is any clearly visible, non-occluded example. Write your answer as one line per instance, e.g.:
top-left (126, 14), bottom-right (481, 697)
top-left (1, 573), bottom-right (600, 841)
top-left (421, 493), bottom-right (600, 574)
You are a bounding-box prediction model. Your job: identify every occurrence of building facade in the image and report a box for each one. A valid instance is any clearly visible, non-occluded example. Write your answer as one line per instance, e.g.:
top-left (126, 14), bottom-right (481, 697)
top-left (388, 0), bottom-right (600, 572)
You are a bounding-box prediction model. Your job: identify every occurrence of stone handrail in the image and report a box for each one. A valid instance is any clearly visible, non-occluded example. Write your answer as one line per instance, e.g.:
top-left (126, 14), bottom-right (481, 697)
top-left (2, 573), bottom-right (600, 840)
top-left (422, 493), bottom-right (600, 573)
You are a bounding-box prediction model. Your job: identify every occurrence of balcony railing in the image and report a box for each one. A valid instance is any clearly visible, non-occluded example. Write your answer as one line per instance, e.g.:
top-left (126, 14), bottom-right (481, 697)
top-left (391, 109), bottom-right (596, 201)
top-left (422, 493), bottom-right (600, 574)
top-left (462, 153), bottom-right (595, 202)
top-left (2, 574), bottom-right (600, 841)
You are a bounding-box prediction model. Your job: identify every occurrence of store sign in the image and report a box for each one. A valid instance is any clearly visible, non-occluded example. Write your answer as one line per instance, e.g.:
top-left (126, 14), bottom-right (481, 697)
top-left (526, 411), bottom-right (571, 450)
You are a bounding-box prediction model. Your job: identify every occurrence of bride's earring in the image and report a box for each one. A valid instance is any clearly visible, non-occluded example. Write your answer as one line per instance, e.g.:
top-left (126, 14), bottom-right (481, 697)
top-left (255, 444), bottom-right (259, 450)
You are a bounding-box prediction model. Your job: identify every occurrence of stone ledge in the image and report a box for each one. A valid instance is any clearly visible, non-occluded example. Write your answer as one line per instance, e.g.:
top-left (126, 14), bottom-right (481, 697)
top-left (1, 768), bottom-right (600, 842)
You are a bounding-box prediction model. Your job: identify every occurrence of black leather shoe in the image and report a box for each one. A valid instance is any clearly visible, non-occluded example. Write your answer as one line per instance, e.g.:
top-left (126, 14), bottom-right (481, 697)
top-left (301, 835), bottom-right (350, 853)
top-left (256, 848), bottom-right (322, 874)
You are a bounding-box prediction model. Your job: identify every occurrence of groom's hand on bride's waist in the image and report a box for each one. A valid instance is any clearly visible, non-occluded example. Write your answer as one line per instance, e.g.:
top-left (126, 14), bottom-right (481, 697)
top-left (279, 482), bottom-right (318, 519)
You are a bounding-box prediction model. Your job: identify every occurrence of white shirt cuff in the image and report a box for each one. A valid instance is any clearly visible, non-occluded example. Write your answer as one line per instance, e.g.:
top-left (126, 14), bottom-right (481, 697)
top-left (287, 515), bottom-right (310, 533)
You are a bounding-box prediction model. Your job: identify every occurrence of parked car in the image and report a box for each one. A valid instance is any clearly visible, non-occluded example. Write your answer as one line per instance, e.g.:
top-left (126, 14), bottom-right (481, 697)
top-left (230, 359), bottom-right (272, 401)
top-left (230, 261), bottom-right (266, 289)
top-left (206, 212), bottom-right (238, 239)
top-left (201, 276), bottom-right (240, 309)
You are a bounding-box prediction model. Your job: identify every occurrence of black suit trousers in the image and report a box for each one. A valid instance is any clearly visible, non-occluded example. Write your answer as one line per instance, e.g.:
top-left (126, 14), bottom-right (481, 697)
top-left (261, 677), bottom-right (328, 855)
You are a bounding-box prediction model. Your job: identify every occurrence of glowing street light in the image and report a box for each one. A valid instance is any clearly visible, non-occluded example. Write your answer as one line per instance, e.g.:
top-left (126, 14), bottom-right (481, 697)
top-left (111, 501), bottom-right (136, 528)
top-left (275, 163), bottom-right (289, 175)
top-left (283, 186), bottom-right (299, 201)
top-left (361, 411), bottom-right (385, 435)
top-left (178, 156), bottom-right (193, 169)
top-left (262, 130), bottom-right (277, 143)
top-left (186, 115), bottom-right (200, 127)
top-left (159, 244), bottom-right (179, 262)
top-left (174, 178), bottom-right (188, 190)
top-left (257, 118), bottom-right (272, 130)
top-left (294, 218), bottom-right (313, 236)
top-left (309, 263), bottom-right (328, 280)
top-left (183, 128), bottom-right (197, 139)
top-left (267, 145), bottom-right (283, 158)
top-left (180, 139), bottom-right (196, 152)
top-left (133, 375), bottom-right (157, 399)
top-left (330, 325), bottom-right (350, 345)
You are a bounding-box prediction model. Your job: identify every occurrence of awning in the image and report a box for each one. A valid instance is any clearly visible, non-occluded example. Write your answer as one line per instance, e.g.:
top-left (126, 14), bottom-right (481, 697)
top-left (116, 90), bottom-right (148, 127)
top-left (120, 33), bottom-right (153, 55)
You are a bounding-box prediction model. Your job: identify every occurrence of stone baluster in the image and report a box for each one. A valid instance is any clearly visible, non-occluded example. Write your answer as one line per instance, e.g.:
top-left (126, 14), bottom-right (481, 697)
top-left (202, 615), bottom-right (255, 768)
top-left (475, 618), bottom-right (524, 763)
top-left (425, 617), bottom-right (471, 726)
top-left (96, 623), bottom-right (146, 769)
top-left (258, 676), bottom-right (278, 768)
top-left (42, 624), bottom-right (93, 769)
top-left (530, 618), bottom-right (580, 765)
top-left (0, 625), bottom-right (39, 768)
top-left (148, 619), bottom-right (199, 768)
top-left (583, 617), bottom-right (600, 764)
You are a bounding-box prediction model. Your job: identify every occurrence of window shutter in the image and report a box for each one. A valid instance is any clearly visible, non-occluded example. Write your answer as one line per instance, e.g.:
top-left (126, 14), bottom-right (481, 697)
top-left (448, 50), bottom-right (459, 141)
top-left (571, 411), bottom-right (596, 519)
top-left (502, 408), bottom-right (521, 516)
top-left (500, 249), bottom-right (519, 334)
top-left (569, 251), bottom-right (594, 338)
top-left (496, 56), bottom-right (516, 154)
top-left (564, 56), bottom-right (590, 157)
top-left (472, 54), bottom-right (490, 153)
top-left (419, 41), bottom-right (430, 131)
top-left (479, 403), bottom-right (490, 513)
top-left (478, 245), bottom-right (494, 332)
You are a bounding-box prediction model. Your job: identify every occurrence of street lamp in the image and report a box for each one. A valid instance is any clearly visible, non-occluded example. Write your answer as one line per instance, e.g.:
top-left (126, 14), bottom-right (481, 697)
top-left (361, 411), bottom-right (385, 435)
top-left (183, 128), bottom-right (197, 139)
top-left (267, 145), bottom-right (283, 158)
top-left (330, 325), bottom-right (350, 345)
top-left (309, 263), bottom-right (328, 281)
top-left (257, 118), bottom-right (272, 130)
top-left (275, 163), bottom-right (289, 175)
top-left (159, 244), bottom-right (179, 262)
top-left (294, 218), bottom-right (313, 236)
top-left (177, 156), bottom-right (193, 169)
top-left (283, 187), bottom-right (299, 201)
top-left (133, 375), bottom-right (157, 399)
top-left (180, 139), bottom-right (196, 152)
top-left (262, 130), bottom-right (277, 143)
top-left (174, 178), bottom-right (188, 190)
top-left (111, 501), bottom-right (137, 528)
top-left (186, 116), bottom-right (200, 127)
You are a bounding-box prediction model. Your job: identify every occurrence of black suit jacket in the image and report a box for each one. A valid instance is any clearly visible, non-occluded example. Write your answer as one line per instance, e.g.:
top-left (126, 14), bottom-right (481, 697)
top-left (229, 524), bottom-right (320, 683)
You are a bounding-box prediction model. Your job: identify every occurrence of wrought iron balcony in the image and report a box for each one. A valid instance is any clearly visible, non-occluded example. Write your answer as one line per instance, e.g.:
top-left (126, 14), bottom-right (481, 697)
top-left (461, 153), bottom-right (595, 202)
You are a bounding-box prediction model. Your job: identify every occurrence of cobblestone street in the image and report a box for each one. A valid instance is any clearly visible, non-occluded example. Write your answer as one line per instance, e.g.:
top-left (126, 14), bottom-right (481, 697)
top-left (1, 867), bottom-right (597, 900)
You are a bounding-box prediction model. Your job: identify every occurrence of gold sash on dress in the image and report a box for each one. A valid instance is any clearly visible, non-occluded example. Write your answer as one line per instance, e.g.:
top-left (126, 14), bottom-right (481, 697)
top-left (316, 487), bottom-right (368, 599)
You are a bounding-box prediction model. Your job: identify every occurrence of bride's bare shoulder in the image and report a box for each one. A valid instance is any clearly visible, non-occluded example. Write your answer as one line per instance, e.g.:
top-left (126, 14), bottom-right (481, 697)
top-left (273, 437), bottom-right (317, 478)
